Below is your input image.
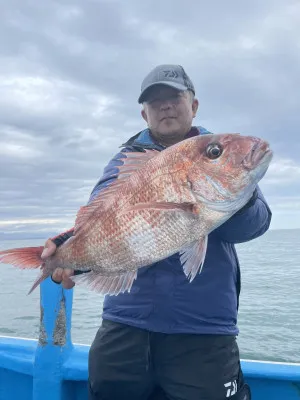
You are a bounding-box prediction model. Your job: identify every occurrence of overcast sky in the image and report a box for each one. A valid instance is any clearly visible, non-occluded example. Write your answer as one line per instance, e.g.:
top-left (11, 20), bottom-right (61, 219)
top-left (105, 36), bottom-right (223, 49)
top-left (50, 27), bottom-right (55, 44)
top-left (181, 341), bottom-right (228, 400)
top-left (0, 0), bottom-right (299, 240)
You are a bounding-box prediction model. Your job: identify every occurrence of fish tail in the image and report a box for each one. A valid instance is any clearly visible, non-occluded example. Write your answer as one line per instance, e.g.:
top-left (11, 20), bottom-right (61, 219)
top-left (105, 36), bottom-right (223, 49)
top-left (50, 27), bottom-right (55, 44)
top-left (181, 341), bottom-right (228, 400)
top-left (0, 246), bottom-right (44, 269)
top-left (0, 246), bottom-right (57, 294)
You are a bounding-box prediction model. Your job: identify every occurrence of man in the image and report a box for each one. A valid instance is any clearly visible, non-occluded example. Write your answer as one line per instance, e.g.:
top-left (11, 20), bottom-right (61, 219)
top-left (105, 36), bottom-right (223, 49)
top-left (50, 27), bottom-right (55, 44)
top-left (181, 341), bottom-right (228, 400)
top-left (42, 64), bottom-right (272, 400)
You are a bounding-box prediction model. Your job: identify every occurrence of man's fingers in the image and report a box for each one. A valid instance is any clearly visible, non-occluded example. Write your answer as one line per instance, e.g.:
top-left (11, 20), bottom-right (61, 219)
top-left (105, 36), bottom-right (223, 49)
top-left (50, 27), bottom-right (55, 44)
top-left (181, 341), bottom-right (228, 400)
top-left (62, 277), bottom-right (75, 289)
top-left (62, 269), bottom-right (75, 289)
top-left (63, 269), bottom-right (74, 279)
top-left (41, 239), bottom-right (57, 260)
top-left (52, 268), bottom-right (64, 283)
top-left (52, 268), bottom-right (75, 289)
top-left (41, 237), bottom-right (75, 290)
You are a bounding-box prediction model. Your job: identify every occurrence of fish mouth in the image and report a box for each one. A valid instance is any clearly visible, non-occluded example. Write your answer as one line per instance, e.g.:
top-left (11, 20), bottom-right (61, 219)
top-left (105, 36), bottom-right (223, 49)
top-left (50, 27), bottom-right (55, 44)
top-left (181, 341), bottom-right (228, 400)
top-left (243, 140), bottom-right (273, 170)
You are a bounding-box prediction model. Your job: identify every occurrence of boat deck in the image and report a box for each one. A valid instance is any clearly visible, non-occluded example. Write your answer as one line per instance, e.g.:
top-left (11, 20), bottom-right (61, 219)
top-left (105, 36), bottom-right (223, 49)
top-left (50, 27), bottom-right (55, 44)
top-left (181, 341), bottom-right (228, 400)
top-left (0, 279), bottom-right (299, 399)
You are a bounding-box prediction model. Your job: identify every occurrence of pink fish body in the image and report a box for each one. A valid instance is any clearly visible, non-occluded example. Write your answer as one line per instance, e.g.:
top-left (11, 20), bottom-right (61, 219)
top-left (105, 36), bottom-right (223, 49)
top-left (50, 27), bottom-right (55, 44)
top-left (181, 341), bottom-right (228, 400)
top-left (0, 133), bottom-right (273, 296)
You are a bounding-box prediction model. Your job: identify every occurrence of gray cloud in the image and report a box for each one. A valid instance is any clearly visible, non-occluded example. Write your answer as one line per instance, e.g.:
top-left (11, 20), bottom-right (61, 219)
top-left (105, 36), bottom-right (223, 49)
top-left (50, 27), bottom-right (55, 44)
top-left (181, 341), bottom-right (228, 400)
top-left (0, 0), bottom-right (299, 237)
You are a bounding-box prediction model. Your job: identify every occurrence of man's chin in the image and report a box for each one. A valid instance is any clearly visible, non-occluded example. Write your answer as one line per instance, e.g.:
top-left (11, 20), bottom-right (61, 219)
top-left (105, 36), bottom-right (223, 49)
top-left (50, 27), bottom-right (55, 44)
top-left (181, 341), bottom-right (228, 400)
top-left (158, 121), bottom-right (180, 135)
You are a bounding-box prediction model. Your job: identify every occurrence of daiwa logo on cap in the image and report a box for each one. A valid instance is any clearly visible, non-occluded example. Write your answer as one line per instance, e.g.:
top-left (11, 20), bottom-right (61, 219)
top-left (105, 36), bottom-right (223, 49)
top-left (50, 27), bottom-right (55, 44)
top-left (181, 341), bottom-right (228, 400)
top-left (162, 70), bottom-right (179, 79)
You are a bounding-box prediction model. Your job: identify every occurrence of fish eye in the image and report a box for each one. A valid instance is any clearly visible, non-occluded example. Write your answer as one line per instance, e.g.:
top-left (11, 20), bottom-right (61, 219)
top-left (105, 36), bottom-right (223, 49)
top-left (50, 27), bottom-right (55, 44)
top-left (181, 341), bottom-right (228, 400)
top-left (206, 143), bottom-right (223, 159)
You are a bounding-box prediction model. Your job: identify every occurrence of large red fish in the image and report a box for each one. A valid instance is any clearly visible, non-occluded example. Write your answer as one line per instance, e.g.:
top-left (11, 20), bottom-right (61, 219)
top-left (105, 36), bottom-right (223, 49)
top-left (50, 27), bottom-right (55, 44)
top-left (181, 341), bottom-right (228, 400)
top-left (0, 133), bottom-right (273, 296)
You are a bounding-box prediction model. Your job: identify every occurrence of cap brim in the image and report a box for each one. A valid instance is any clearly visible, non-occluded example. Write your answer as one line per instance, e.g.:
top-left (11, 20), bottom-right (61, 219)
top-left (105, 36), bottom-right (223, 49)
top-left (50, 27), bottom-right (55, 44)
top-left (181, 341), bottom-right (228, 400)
top-left (138, 81), bottom-right (188, 103)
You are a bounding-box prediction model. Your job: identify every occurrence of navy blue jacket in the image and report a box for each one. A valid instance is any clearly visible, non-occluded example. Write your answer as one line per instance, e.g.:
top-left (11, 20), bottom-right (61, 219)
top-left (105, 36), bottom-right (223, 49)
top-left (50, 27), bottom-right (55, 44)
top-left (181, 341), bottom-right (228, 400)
top-left (58, 126), bottom-right (272, 335)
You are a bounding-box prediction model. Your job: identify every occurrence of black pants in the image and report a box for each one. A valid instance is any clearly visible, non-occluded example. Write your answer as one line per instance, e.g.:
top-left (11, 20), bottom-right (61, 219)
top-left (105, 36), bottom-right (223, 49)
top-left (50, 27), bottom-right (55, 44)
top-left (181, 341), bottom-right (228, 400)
top-left (88, 319), bottom-right (251, 400)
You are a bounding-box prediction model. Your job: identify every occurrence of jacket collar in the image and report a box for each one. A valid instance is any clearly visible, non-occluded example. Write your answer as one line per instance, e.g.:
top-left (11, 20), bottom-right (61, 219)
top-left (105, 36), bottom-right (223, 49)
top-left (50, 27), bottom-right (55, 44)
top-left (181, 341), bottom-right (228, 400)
top-left (121, 126), bottom-right (210, 150)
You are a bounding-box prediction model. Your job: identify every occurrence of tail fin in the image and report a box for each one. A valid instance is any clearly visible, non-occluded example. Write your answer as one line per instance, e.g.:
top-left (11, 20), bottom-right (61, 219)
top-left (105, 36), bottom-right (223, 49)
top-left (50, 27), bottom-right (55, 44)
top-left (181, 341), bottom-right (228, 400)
top-left (0, 246), bottom-right (44, 269)
top-left (0, 246), bottom-right (55, 295)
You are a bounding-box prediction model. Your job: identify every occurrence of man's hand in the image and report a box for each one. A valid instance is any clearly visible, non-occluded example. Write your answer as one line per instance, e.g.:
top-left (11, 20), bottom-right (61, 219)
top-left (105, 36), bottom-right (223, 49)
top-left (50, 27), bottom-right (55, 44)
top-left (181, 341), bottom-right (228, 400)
top-left (41, 239), bottom-right (75, 289)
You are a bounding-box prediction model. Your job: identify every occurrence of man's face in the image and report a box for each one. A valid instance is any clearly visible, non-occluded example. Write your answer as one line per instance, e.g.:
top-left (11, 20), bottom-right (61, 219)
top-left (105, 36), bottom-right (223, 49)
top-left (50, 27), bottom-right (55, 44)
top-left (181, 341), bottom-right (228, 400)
top-left (141, 85), bottom-right (199, 145)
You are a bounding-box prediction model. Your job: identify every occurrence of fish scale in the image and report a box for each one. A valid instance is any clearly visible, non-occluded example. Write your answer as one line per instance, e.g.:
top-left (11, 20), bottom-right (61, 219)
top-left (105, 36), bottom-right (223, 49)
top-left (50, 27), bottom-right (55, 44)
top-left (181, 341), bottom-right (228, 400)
top-left (0, 133), bottom-right (273, 296)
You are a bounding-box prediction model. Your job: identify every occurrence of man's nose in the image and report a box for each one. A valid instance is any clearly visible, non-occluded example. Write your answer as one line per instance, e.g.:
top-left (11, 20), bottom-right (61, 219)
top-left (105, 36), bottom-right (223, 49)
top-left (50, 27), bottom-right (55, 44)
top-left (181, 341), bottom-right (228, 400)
top-left (160, 100), bottom-right (173, 110)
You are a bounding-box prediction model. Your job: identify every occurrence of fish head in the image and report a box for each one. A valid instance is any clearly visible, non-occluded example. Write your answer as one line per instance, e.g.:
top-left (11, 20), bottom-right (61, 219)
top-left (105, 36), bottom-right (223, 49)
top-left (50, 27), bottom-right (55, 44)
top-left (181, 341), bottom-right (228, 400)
top-left (184, 133), bottom-right (273, 213)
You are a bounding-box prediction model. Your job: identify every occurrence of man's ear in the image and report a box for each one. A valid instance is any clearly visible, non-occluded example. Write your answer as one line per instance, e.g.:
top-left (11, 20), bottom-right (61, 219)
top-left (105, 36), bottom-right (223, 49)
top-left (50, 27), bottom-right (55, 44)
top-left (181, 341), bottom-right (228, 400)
top-left (141, 107), bottom-right (148, 122)
top-left (192, 98), bottom-right (199, 118)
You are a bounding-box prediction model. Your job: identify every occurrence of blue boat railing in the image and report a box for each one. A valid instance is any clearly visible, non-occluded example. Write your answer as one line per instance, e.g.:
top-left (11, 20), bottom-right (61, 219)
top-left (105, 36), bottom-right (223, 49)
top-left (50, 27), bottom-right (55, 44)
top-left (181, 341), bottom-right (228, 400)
top-left (0, 277), bottom-right (299, 400)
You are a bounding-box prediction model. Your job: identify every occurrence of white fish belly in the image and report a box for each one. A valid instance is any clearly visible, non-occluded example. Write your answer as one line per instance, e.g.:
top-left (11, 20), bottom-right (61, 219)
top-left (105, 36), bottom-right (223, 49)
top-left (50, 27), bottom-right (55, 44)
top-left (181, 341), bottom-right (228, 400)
top-left (121, 210), bottom-right (204, 269)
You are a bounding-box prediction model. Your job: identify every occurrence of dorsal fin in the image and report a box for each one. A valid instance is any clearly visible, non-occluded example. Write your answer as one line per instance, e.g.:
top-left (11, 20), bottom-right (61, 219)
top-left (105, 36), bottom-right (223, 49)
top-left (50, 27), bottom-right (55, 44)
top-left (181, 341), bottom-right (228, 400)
top-left (73, 149), bottom-right (160, 235)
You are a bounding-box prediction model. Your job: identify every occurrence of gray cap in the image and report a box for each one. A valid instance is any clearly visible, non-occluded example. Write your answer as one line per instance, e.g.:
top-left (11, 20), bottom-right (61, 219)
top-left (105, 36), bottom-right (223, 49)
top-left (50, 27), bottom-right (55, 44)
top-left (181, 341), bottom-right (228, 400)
top-left (138, 64), bottom-right (195, 103)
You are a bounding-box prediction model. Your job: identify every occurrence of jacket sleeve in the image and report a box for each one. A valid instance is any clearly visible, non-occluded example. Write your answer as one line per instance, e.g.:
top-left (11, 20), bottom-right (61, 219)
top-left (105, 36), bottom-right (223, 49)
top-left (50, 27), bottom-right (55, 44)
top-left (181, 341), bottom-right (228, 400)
top-left (52, 228), bottom-right (75, 247)
top-left (214, 186), bottom-right (272, 244)
top-left (87, 149), bottom-right (130, 203)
